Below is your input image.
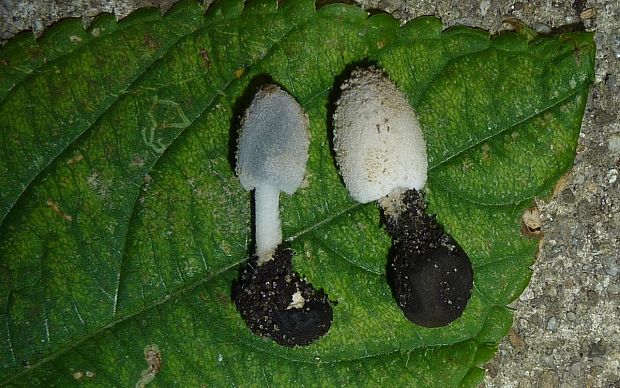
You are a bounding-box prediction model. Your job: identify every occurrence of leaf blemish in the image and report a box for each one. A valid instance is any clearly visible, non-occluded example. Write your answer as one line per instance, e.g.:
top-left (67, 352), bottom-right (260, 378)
top-left (141, 96), bottom-right (189, 153)
top-left (87, 172), bottom-right (109, 198)
top-left (130, 155), bottom-right (146, 168)
top-left (66, 153), bottom-right (84, 165)
top-left (46, 199), bottom-right (73, 222)
top-left (234, 68), bottom-right (245, 79)
top-left (142, 35), bottom-right (159, 49)
top-left (72, 370), bottom-right (94, 380)
top-left (135, 344), bottom-right (162, 388)
top-left (199, 48), bottom-right (211, 68)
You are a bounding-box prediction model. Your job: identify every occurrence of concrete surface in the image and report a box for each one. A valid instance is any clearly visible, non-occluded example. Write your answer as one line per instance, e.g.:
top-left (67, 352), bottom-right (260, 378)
top-left (1, 0), bottom-right (618, 387)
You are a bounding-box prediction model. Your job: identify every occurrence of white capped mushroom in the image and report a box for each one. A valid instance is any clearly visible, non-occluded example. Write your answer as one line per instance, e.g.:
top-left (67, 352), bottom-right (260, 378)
top-left (333, 66), bottom-right (427, 215)
top-left (236, 85), bottom-right (309, 263)
top-left (332, 68), bottom-right (473, 328)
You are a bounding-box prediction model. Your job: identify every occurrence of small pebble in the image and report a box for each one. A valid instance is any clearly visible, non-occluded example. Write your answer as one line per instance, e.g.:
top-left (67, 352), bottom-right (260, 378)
top-left (546, 316), bottom-right (558, 331)
top-left (533, 22), bottom-right (552, 34)
top-left (545, 285), bottom-right (558, 297)
top-left (566, 311), bottom-right (577, 321)
top-left (541, 370), bottom-right (559, 388)
top-left (606, 169), bottom-right (618, 184)
top-left (606, 262), bottom-right (619, 277)
top-left (570, 363), bottom-right (581, 377)
top-left (580, 8), bottom-right (596, 19)
top-left (479, 0), bottom-right (491, 16)
top-left (509, 328), bottom-right (526, 350)
top-left (565, 15), bottom-right (576, 24)
top-left (606, 74), bottom-right (619, 94)
top-left (33, 19), bottom-right (44, 32)
top-left (589, 340), bottom-right (606, 356)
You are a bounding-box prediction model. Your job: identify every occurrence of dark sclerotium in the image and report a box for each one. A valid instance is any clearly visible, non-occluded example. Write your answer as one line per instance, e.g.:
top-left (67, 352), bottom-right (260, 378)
top-left (385, 189), bottom-right (473, 328)
top-left (232, 247), bottom-right (333, 347)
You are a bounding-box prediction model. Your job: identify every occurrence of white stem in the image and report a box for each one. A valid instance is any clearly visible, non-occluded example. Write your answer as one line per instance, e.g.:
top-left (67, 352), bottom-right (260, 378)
top-left (254, 184), bottom-right (282, 262)
top-left (377, 188), bottom-right (407, 221)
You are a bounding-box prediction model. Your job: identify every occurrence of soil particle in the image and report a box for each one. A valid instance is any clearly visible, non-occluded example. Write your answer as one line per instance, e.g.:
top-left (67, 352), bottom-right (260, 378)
top-left (546, 316), bottom-right (559, 331)
top-left (384, 189), bottom-right (473, 328)
top-left (232, 246), bottom-right (333, 347)
top-left (508, 328), bottom-right (526, 351)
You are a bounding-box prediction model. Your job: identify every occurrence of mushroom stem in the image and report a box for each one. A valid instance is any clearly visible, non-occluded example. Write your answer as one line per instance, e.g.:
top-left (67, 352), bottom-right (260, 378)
top-left (377, 189), bottom-right (408, 221)
top-left (254, 183), bottom-right (282, 263)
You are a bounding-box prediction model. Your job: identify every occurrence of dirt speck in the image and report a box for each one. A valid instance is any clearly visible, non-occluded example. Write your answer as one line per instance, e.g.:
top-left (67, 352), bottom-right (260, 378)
top-left (508, 328), bottom-right (526, 351)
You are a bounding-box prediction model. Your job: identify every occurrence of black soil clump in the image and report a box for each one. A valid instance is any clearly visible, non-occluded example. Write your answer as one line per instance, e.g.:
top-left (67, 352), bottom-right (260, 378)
top-left (232, 246), bottom-right (333, 347)
top-left (385, 189), bottom-right (473, 328)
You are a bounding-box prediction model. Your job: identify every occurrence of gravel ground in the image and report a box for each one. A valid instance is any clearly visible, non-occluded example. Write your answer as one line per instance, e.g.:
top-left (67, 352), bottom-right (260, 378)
top-left (1, 0), bottom-right (618, 387)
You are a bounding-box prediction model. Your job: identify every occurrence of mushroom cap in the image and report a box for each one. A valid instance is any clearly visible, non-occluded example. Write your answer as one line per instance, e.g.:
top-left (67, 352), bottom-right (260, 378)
top-left (236, 85), bottom-right (310, 195)
top-left (333, 67), bottom-right (427, 204)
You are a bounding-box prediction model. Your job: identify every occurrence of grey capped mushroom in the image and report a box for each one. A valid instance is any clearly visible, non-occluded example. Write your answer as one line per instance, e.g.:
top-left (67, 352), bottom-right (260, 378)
top-left (236, 84), bottom-right (310, 263)
top-left (233, 84), bottom-right (333, 347)
top-left (333, 67), bottom-right (473, 328)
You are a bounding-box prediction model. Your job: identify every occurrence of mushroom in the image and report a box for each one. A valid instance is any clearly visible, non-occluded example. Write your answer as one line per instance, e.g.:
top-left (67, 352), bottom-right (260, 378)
top-left (232, 84), bottom-right (332, 346)
top-left (236, 84), bottom-right (310, 263)
top-left (332, 67), bottom-right (473, 328)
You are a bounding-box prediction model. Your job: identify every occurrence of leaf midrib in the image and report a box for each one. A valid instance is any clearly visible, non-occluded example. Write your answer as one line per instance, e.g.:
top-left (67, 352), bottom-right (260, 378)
top-left (427, 85), bottom-right (587, 206)
top-left (428, 83), bottom-right (588, 172)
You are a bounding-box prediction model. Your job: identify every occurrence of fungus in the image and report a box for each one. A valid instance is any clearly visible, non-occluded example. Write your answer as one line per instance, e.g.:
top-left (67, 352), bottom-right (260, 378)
top-left (232, 85), bottom-right (333, 346)
top-left (236, 84), bottom-right (310, 262)
top-left (332, 67), bottom-right (473, 328)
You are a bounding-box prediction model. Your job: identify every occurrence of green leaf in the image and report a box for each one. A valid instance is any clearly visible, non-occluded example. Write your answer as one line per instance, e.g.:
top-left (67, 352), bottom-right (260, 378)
top-left (0, 0), bottom-right (594, 385)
